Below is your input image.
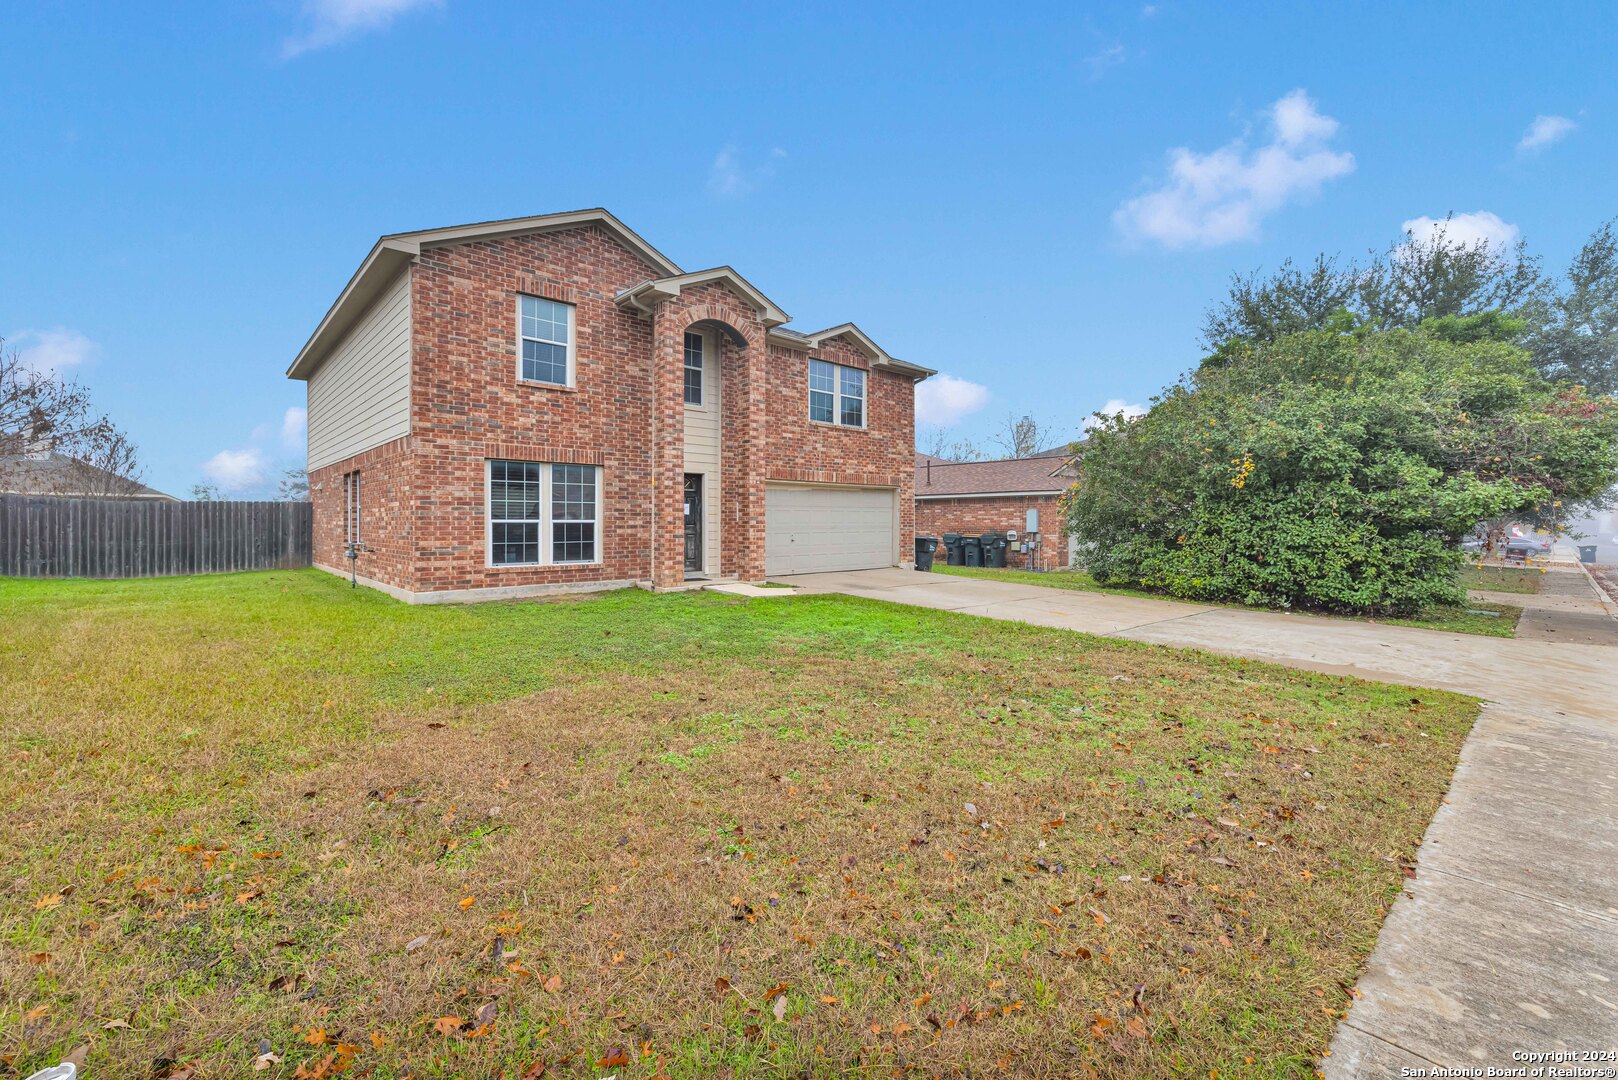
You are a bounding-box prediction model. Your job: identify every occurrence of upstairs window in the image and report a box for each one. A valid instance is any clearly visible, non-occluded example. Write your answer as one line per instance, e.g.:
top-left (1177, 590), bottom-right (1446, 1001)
top-left (683, 331), bottom-right (704, 405)
top-left (809, 358), bottom-right (865, 428)
top-left (519, 295), bottom-right (574, 386)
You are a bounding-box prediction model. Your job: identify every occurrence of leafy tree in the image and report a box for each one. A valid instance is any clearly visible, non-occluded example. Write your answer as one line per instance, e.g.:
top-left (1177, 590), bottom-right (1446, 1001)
top-left (1202, 216), bottom-right (1618, 396)
top-left (1523, 218), bottom-right (1618, 397)
top-left (190, 483), bottom-right (221, 501)
top-left (1067, 326), bottom-right (1618, 614)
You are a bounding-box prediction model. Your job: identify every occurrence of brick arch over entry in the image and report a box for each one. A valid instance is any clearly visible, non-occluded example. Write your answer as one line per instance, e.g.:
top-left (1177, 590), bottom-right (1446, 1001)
top-left (649, 292), bottom-right (770, 588)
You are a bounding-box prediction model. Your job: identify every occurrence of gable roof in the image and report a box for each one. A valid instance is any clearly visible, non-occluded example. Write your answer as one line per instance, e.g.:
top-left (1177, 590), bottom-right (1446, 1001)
top-left (616, 266), bottom-right (789, 328)
top-left (287, 208), bottom-right (680, 380)
top-left (287, 208), bottom-right (932, 382)
top-left (914, 454), bottom-right (1074, 498)
top-left (768, 323), bottom-right (936, 378)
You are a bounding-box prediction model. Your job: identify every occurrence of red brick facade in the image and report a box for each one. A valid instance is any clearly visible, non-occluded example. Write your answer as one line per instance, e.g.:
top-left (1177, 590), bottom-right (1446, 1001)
top-left (916, 494), bottom-right (1071, 569)
top-left (305, 221), bottom-right (919, 599)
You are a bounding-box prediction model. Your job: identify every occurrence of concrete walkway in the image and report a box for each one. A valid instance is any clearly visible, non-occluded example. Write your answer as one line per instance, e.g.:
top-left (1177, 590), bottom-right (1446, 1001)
top-left (776, 567), bottom-right (1618, 1073)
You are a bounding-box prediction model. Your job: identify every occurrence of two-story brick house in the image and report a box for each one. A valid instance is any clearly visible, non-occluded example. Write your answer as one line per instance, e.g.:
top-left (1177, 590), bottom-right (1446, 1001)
top-left (287, 209), bottom-right (932, 601)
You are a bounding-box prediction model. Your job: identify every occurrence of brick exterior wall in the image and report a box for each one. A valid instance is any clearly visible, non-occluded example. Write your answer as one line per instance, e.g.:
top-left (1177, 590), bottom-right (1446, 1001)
top-left (765, 337), bottom-right (916, 562)
top-left (916, 494), bottom-right (1070, 569)
top-left (306, 224), bottom-right (918, 597)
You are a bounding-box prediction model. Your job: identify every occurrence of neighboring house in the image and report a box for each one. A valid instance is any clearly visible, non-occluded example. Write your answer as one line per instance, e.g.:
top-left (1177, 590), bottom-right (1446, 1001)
top-left (287, 208), bottom-right (933, 602)
top-left (914, 451), bottom-right (1075, 568)
top-left (0, 435), bottom-right (173, 501)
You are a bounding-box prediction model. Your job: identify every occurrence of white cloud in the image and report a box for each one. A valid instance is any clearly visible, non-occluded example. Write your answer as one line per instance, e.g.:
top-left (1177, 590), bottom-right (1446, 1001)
top-left (282, 0), bottom-right (439, 58)
top-left (1084, 43), bottom-right (1126, 80)
top-left (1517, 114), bottom-right (1576, 153)
top-left (8, 327), bottom-right (98, 374)
top-left (281, 406), bottom-right (308, 449)
top-left (1400, 210), bottom-right (1520, 253)
top-left (916, 373), bottom-right (991, 428)
top-left (707, 145), bottom-right (787, 198)
top-left (200, 448), bottom-right (270, 493)
top-left (1083, 398), bottom-right (1148, 431)
top-left (1113, 88), bottom-right (1355, 248)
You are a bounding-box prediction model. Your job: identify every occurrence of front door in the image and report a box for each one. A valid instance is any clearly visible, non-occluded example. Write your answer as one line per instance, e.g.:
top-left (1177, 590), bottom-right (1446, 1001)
top-left (683, 474), bottom-right (703, 574)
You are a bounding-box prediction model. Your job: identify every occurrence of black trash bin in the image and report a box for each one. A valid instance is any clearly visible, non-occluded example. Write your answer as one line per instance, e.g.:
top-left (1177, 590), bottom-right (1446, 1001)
top-left (962, 536), bottom-right (982, 567)
top-left (979, 532), bottom-right (1008, 568)
top-left (941, 532), bottom-right (963, 566)
top-left (1579, 544), bottom-right (1598, 564)
top-left (914, 536), bottom-right (939, 571)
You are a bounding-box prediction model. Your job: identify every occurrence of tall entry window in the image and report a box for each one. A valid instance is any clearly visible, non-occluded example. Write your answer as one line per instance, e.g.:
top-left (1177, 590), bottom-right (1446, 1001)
top-left (683, 332), bottom-right (704, 405)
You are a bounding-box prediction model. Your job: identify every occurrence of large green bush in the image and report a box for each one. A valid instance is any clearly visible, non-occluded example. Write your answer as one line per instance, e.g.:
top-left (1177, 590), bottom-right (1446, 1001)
top-left (1067, 325), bottom-right (1618, 614)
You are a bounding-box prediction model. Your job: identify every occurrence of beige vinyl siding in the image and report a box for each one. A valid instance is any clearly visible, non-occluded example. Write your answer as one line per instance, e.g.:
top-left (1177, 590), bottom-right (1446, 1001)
top-left (681, 329), bottom-right (721, 574)
top-left (306, 270), bottom-right (412, 472)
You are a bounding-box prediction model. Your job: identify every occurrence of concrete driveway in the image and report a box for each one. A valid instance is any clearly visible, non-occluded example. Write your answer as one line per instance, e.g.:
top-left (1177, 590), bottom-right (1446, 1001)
top-left (776, 567), bottom-right (1618, 1073)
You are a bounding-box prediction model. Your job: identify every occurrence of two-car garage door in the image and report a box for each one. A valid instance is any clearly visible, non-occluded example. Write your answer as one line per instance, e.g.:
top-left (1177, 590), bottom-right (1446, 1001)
top-left (764, 484), bottom-right (897, 575)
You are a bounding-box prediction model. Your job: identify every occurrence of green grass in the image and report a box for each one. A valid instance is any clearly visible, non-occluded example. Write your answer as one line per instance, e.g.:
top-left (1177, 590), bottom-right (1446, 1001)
top-left (936, 564), bottom-right (1523, 637)
top-left (0, 570), bottom-right (1478, 1078)
top-left (1459, 564), bottom-right (1547, 595)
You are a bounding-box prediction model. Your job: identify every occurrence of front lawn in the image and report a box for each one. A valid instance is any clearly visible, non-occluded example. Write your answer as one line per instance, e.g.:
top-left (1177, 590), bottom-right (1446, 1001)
top-left (1458, 564), bottom-right (1546, 595)
top-left (936, 565), bottom-right (1523, 638)
top-left (0, 571), bottom-right (1476, 1078)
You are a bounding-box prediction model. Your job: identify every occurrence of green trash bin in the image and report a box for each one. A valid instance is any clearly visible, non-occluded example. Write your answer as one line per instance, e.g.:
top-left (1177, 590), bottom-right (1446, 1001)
top-left (914, 536), bottom-right (939, 571)
top-left (941, 533), bottom-right (963, 566)
top-left (962, 536), bottom-right (982, 567)
top-left (979, 532), bottom-right (1008, 568)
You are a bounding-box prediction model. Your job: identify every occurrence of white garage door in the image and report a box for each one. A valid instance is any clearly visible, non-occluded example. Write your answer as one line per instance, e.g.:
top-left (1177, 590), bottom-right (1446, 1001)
top-left (765, 485), bottom-right (897, 575)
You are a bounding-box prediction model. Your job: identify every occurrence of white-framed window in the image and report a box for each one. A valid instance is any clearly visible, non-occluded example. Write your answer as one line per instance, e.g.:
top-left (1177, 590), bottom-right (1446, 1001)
top-left (518, 294), bottom-right (575, 386)
top-left (809, 358), bottom-right (865, 428)
top-left (487, 459), bottom-right (600, 566)
top-left (683, 331), bottom-right (704, 405)
top-left (343, 471), bottom-right (361, 545)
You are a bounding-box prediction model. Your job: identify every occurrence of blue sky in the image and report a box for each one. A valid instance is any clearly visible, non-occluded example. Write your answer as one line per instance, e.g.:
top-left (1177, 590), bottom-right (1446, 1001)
top-left (4, 1), bottom-right (1614, 496)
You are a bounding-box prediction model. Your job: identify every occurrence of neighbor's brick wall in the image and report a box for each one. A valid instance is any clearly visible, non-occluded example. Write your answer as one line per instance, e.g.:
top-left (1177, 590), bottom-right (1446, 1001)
top-left (915, 494), bottom-right (1070, 568)
top-left (309, 435), bottom-right (416, 589)
top-left (765, 336), bottom-right (917, 561)
top-left (406, 225), bottom-right (663, 592)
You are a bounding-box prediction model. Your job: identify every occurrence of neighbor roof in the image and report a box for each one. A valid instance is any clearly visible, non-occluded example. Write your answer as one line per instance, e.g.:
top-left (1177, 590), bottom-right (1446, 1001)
top-left (0, 452), bottom-right (176, 501)
top-left (914, 455), bottom-right (1073, 499)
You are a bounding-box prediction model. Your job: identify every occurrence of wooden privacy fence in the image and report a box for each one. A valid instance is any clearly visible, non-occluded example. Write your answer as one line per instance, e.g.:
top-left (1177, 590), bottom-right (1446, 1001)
top-left (0, 495), bottom-right (313, 579)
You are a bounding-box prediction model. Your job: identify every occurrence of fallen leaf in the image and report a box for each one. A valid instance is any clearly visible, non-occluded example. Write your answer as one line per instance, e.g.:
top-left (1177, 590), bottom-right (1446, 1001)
top-left (434, 1015), bottom-right (464, 1037)
top-left (1125, 1016), bottom-right (1148, 1038)
top-left (103, 1018), bottom-right (132, 1030)
top-left (252, 1052), bottom-right (282, 1071)
top-left (762, 982), bottom-right (790, 1002)
top-left (475, 1000), bottom-right (498, 1028)
top-left (772, 995), bottom-right (788, 1022)
top-left (597, 1048), bottom-right (631, 1068)
top-left (1132, 983), bottom-right (1150, 1016)
top-left (27, 952), bottom-right (50, 965)
top-left (369, 1031), bottom-right (388, 1049)
top-left (251, 850), bottom-right (284, 860)
top-left (542, 973), bottom-right (563, 993)
top-left (820, 995), bottom-right (839, 1004)
top-left (914, 992), bottom-right (932, 1007)
top-left (24, 1004), bottom-right (49, 1022)
top-left (63, 1045), bottom-right (89, 1068)
top-left (405, 934), bottom-right (429, 953)
top-left (303, 1027), bottom-right (328, 1046)
top-left (713, 976), bottom-right (732, 996)
top-left (32, 894), bottom-right (63, 911)
top-left (458, 895), bottom-right (477, 910)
